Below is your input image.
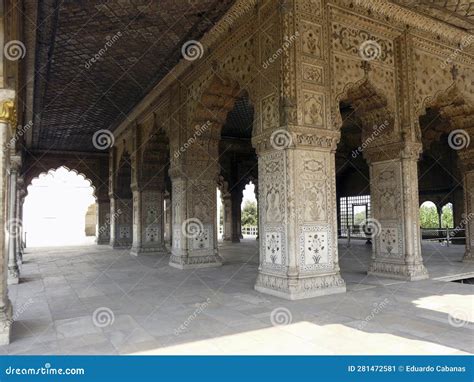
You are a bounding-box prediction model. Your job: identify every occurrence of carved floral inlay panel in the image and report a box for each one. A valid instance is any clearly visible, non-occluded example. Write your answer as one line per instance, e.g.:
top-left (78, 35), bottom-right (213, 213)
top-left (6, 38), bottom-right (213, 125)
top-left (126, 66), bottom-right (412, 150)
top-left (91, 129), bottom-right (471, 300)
top-left (192, 227), bottom-right (210, 250)
top-left (119, 225), bottom-right (131, 239)
top-left (372, 163), bottom-right (400, 221)
top-left (299, 225), bottom-right (332, 272)
top-left (302, 63), bottom-right (323, 85)
top-left (331, 23), bottom-right (394, 65)
top-left (265, 232), bottom-right (282, 265)
top-left (261, 152), bottom-right (285, 224)
top-left (301, 21), bottom-right (322, 58)
top-left (303, 91), bottom-right (325, 127)
top-left (298, 0), bottom-right (322, 18)
top-left (378, 226), bottom-right (402, 258)
top-left (298, 155), bottom-right (327, 222)
top-left (261, 94), bottom-right (279, 131)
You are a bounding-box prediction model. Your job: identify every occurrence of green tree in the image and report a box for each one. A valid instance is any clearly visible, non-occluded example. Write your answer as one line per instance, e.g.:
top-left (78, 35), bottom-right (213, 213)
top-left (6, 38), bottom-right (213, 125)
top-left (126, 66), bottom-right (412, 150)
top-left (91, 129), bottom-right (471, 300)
top-left (241, 200), bottom-right (257, 226)
top-left (441, 203), bottom-right (453, 228)
top-left (419, 203), bottom-right (439, 228)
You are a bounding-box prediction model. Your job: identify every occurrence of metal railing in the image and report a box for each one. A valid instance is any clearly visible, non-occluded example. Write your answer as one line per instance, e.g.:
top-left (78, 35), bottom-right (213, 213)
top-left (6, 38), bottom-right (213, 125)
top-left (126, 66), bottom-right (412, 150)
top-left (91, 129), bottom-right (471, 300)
top-left (339, 227), bottom-right (467, 247)
top-left (421, 228), bottom-right (466, 247)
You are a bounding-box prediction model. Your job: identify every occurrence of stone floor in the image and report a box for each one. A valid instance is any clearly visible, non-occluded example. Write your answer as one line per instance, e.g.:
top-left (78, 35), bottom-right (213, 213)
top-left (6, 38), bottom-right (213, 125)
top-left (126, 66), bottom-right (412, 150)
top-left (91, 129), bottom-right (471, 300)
top-left (2, 239), bottom-right (473, 355)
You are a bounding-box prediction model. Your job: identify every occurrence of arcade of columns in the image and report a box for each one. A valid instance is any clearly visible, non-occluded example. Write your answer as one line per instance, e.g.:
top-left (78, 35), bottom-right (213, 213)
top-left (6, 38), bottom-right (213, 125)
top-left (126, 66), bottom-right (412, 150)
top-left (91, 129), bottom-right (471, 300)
top-left (0, 0), bottom-right (473, 344)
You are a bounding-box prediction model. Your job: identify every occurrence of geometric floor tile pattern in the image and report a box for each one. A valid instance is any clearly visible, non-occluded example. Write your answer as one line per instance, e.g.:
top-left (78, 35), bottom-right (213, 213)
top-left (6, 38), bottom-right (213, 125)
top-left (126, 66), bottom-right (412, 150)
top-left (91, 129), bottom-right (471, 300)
top-left (2, 239), bottom-right (473, 355)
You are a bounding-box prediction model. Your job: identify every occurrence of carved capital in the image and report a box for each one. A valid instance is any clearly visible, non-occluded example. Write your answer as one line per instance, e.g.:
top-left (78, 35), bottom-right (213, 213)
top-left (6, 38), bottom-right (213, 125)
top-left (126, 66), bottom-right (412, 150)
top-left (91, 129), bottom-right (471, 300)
top-left (364, 141), bottom-right (422, 163)
top-left (252, 127), bottom-right (340, 154)
top-left (0, 99), bottom-right (16, 128)
top-left (458, 148), bottom-right (474, 173)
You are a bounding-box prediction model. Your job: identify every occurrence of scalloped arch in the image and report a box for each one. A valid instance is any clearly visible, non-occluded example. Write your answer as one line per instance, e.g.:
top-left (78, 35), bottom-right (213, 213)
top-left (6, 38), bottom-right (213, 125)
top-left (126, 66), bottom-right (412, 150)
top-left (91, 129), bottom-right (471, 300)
top-left (26, 166), bottom-right (97, 200)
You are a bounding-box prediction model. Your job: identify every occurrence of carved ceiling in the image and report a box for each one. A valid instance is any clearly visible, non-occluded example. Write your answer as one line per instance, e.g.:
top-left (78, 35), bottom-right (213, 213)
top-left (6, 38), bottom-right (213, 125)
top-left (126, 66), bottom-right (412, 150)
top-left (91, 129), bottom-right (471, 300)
top-left (394, 0), bottom-right (474, 31)
top-left (28, 0), bottom-right (236, 152)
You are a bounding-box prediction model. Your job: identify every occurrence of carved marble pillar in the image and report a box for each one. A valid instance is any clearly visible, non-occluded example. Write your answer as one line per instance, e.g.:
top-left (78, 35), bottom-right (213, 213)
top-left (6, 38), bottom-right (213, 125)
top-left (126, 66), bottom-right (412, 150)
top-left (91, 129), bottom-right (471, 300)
top-left (230, 188), bottom-right (243, 243)
top-left (131, 187), bottom-right (167, 256)
top-left (452, 188), bottom-right (464, 231)
top-left (18, 189), bottom-right (26, 259)
top-left (0, 93), bottom-right (15, 344)
top-left (365, 143), bottom-right (428, 280)
top-left (169, 169), bottom-right (222, 269)
top-left (16, 176), bottom-right (24, 264)
top-left (164, 192), bottom-right (172, 247)
top-left (7, 156), bottom-right (20, 285)
top-left (96, 199), bottom-right (110, 245)
top-left (112, 197), bottom-right (132, 248)
top-left (222, 193), bottom-right (232, 241)
top-left (462, 170), bottom-right (474, 262)
top-left (253, 141), bottom-right (346, 300)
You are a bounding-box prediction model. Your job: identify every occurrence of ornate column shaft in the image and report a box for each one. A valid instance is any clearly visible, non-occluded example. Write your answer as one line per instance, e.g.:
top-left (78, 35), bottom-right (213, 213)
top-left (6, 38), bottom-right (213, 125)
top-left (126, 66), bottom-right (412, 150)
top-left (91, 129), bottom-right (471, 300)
top-left (7, 156), bottom-right (20, 284)
top-left (462, 170), bottom-right (474, 262)
top-left (365, 142), bottom-right (428, 280)
top-left (169, 165), bottom-right (222, 269)
top-left (15, 176), bottom-right (24, 264)
top-left (112, 197), bottom-right (132, 248)
top-left (131, 186), bottom-right (167, 256)
top-left (164, 192), bottom-right (172, 247)
top-left (222, 193), bottom-right (232, 241)
top-left (230, 188), bottom-right (243, 243)
top-left (459, 151), bottom-right (474, 262)
top-left (96, 199), bottom-right (110, 245)
top-left (253, 133), bottom-right (346, 300)
top-left (0, 92), bottom-right (16, 344)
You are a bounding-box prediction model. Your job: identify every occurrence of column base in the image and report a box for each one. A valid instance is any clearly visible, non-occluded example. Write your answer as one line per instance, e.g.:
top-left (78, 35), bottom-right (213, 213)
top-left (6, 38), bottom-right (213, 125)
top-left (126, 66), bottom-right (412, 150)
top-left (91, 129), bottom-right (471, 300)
top-left (8, 267), bottom-right (19, 285)
top-left (0, 301), bottom-right (12, 345)
top-left (130, 245), bottom-right (169, 256)
top-left (463, 250), bottom-right (473, 262)
top-left (368, 260), bottom-right (429, 281)
top-left (254, 271), bottom-right (346, 300)
top-left (111, 240), bottom-right (132, 249)
top-left (169, 253), bottom-right (222, 269)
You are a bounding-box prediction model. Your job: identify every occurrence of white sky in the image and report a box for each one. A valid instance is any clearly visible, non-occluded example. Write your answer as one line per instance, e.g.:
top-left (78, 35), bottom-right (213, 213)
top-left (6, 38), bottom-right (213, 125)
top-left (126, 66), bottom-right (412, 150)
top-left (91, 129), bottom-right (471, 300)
top-left (23, 167), bottom-right (96, 247)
